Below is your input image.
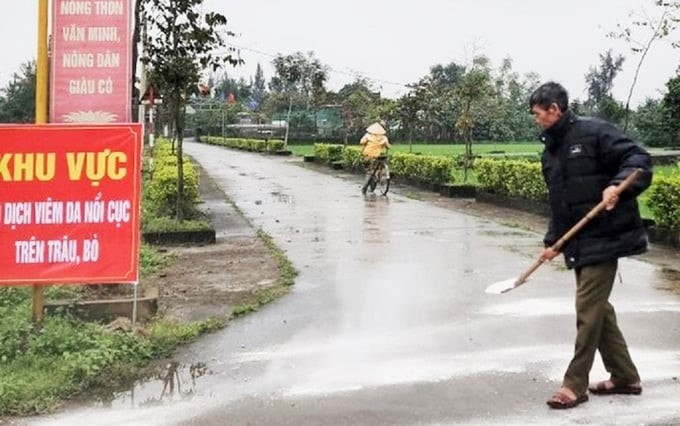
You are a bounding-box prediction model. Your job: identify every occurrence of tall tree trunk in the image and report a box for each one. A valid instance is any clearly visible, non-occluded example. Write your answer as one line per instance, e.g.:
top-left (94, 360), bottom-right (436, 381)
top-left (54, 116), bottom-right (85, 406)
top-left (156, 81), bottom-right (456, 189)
top-left (174, 95), bottom-right (185, 222)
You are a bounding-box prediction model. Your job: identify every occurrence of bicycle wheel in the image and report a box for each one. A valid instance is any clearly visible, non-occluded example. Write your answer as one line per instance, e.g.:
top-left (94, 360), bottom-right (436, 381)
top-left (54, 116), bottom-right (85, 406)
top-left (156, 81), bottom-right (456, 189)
top-left (361, 172), bottom-right (375, 194)
top-left (369, 174), bottom-right (378, 192)
top-left (376, 166), bottom-right (390, 195)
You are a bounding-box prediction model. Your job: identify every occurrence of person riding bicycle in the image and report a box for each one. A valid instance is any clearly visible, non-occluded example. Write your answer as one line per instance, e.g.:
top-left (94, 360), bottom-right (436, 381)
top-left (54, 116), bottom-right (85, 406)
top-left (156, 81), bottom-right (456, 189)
top-left (360, 122), bottom-right (390, 194)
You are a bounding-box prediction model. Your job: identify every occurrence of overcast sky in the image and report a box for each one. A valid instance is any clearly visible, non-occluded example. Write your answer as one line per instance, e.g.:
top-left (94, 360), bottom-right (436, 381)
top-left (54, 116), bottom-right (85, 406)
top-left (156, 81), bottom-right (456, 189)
top-left (2, 0), bottom-right (677, 106)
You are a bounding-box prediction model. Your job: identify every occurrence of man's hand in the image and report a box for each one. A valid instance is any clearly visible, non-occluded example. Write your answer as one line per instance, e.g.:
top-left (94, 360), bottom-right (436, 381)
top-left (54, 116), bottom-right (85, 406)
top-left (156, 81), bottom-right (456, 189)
top-left (603, 185), bottom-right (619, 211)
top-left (541, 246), bottom-right (559, 261)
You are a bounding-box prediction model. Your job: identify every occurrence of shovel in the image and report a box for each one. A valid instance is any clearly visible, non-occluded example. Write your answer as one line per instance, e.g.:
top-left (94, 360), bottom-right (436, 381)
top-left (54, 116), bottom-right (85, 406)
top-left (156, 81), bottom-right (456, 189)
top-left (485, 169), bottom-right (642, 295)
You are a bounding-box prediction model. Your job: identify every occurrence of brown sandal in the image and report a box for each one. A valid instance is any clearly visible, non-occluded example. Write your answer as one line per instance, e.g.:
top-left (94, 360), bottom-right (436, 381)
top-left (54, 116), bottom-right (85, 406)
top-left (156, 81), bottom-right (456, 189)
top-left (589, 380), bottom-right (642, 395)
top-left (546, 391), bottom-right (589, 409)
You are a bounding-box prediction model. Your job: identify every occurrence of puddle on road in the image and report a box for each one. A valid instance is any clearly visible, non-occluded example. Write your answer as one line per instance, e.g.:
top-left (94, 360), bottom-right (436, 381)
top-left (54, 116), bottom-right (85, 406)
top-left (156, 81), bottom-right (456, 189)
top-left (82, 361), bottom-right (210, 409)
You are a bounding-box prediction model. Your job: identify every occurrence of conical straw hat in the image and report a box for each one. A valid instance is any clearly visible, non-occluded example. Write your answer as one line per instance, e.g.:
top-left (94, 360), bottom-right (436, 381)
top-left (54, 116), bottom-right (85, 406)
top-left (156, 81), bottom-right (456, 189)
top-left (366, 122), bottom-right (386, 135)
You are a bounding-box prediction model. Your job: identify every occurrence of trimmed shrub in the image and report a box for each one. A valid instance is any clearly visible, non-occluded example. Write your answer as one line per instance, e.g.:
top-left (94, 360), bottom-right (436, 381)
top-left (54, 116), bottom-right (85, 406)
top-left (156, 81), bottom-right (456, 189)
top-left (145, 139), bottom-right (200, 219)
top-left (475, 158), bottom-right (547, 201)
top-left (390, 153), bottom-right (454, 185)
top-left (313, 143), bottom-right (344, 163)
top-left (647, 177), bottom-right (680, 231)
top-left (342, 146), bottom-right (365, 172)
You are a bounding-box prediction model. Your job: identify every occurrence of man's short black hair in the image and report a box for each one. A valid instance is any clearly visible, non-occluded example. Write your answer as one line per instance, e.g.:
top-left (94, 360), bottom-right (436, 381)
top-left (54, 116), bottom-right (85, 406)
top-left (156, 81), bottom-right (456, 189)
top-left (529, 82), bottom-right (569, 112)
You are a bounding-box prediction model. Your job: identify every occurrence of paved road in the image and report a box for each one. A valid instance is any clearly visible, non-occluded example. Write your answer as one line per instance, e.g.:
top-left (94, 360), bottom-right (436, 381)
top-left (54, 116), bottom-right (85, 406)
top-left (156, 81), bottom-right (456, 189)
top-left (36, 142), bottom-right (680, 425)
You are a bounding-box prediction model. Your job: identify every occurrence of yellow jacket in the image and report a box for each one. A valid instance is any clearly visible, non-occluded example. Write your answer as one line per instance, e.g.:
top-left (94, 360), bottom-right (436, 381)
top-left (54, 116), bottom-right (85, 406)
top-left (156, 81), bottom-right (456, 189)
top-left (360, 133), bottom-right (390, 158)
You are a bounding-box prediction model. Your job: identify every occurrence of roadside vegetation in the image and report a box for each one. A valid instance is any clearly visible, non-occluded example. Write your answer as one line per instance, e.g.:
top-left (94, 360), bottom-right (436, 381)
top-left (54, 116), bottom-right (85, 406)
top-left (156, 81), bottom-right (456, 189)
top-left (0, 138), bottom-right (226, 416)
top-left (0, 249), bottom-right (222, 416)
top-left (1, 0), bottom-right (678, 417)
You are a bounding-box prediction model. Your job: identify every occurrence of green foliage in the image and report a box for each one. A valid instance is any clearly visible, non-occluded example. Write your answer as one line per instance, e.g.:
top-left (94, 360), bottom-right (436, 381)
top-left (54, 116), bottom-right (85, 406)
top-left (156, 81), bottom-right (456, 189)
top-left (475, 158), bottom-right (547, 200)
top-left (201, 136), bottom-right (285, 153)
top-left (143, 217), bottom-right (210, 233)
top-left (390, 153), bottom-right (454, 185)
top-left (139, 244), bottom-right (170, 278)
top-left (337, 78), bottom-right (382, 141)
top-left (44, 286), bottom-right (85, 302)
top-left (143, 0), bottom-right (239, 96)
top-left (633, 98), bottom-right (675, 147)
top-left (146, 317), bottom-right (223, 357)
top-left (186, 100), bottom-right (244, 136)
top-left (0, 358), bottom-right (67, 415)
top-left (142, 0), bottom-right (240, 222)
top-left (342, 146), bottom-right (365, 172)
top-left (256, 229), bottom-right (298, 288)
top-left (0, 304), bottom-right (222, 415)
top-left (313, 143), bottom-right (344, 163)
top-left (0, 61), bottom-right (36, 123)
top-left (583, 50), bottom-right (625, 123)
top-left (291, 142), bottom-right (543, 157)
top-left (647, 176), bottom-right (680, 231)
top-left (270, 51), bottom-right (329, 144)
top-left (0, 288), bottom-right (31, 307)
top-left (0, 303), bottom-right (32, 362)
top-left (144, 139), bottom-right (200, 219)
top-left (662, 72), bottom-right (680, 145)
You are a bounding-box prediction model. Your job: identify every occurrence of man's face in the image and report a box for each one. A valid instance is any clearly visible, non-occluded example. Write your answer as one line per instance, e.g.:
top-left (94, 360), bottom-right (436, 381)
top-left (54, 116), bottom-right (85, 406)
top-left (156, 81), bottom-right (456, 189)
top-left (531, 103), bottom-right (562, 130)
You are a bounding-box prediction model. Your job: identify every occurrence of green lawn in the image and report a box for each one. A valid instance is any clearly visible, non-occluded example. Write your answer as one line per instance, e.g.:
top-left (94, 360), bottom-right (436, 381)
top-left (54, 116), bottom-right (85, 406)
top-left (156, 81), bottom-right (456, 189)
top-left (290, 141), bottom-right (678, 222)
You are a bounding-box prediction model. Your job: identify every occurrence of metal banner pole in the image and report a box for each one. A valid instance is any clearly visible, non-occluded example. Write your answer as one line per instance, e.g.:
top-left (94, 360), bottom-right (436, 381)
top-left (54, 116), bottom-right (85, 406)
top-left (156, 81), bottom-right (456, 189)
top-left (132, 282), bottom-right (139, 326)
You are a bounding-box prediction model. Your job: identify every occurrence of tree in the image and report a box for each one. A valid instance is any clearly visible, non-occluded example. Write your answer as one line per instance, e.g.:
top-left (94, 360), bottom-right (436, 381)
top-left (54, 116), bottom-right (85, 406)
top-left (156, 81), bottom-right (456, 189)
top-left (584, 50), bottom-right (626, 122)
top-left (607, 0), bottom-right (680, 130)
top-left (270, 51), bottom-right (328, 146)
top-left (404, 62), bottom-right (466, 142)
top-left (454, 56), bottom-right (493, 182)
top-left (337, 78), bottom-right (380, 144)
top-left (251, 63), bottom-right (267, 109)
top-left (394, 90), bottom-right (422, 150)
top-left (208, 71), bottom-right (251, 104)
top-left (0, 61), bottom-right (36, 123)
top-left (633, 98), bottom-right (672, 146)
top-left (142, 0), bottom-right (241, 220)
top-left (662, 71), bottom-right (680, 145)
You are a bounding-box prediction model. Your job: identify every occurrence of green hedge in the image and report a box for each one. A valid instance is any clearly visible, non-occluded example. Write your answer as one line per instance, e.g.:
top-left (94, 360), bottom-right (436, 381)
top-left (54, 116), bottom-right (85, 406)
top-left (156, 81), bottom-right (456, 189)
top-left (201, 136), bottom-right (285, 153)
top-left (647, 176), bottom-right (680, 231)
top-left (313, 143), bottom-right (344, 163)
top-left (390, 153), bottom-right (454, 185)
top-left (475, 158), bottom-right (547, 201)
top-left (144, 138), bottom-right (200, 220)
top-left (342, 146), bottom-right (364, 172)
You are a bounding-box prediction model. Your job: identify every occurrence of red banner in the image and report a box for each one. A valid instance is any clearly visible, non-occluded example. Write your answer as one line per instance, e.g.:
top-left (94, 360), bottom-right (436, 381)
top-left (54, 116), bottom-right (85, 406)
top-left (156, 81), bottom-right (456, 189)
top-left (0, 124), bottom-right (142, 285)
top-left (50, 0), bottom-right (132, 123)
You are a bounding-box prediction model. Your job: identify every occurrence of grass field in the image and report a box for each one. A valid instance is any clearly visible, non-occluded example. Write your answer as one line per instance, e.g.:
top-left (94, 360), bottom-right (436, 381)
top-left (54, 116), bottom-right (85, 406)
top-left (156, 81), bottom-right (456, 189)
top-left (289, 141), bottom-right (678, 221)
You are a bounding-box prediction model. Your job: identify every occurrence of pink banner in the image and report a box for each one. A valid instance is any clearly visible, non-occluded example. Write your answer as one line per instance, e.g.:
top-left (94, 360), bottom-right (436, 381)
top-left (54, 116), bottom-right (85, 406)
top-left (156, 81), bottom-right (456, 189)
top-left (50, 0), bottom-right (132, 123)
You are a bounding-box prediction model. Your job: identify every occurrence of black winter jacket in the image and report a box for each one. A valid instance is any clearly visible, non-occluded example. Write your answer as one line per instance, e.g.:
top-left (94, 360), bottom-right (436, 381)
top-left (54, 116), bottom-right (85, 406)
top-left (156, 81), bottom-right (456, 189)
top-left (540, 110), bottom-right (652, 269)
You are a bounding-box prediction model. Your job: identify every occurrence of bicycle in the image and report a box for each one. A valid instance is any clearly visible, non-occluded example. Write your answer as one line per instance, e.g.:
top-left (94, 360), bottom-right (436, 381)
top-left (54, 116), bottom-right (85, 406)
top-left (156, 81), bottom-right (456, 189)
top-left (361, 154), bottom-right (390, 195)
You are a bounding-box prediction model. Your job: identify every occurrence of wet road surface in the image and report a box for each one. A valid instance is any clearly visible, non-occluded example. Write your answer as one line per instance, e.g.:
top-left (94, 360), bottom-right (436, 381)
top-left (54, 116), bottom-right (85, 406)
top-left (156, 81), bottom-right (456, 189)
top-left (34, 143), bottom-right (680, 425)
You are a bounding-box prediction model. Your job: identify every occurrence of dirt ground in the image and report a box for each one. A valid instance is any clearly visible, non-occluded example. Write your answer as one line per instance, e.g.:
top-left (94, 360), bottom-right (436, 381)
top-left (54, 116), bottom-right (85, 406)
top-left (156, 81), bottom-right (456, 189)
top-left (140, 164), bottom-right (281, 323)
top-left (144, 158), bottom-right (680, 324)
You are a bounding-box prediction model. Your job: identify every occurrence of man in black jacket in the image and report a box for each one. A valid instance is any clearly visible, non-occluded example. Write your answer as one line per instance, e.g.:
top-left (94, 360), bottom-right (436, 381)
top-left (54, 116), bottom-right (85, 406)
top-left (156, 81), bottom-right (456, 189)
top-left (529, 82), bottom-right (652, 409)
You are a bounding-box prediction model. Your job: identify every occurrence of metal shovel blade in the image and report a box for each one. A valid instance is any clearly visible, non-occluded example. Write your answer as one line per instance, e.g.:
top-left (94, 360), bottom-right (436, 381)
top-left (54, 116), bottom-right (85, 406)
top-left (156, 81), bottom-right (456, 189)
top-left (485, 277), bottom-right (523, 295)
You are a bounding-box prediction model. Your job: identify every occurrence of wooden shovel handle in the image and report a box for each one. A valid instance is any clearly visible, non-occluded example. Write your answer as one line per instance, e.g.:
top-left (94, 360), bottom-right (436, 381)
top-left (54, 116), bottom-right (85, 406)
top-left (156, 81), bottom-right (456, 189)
top-left (516, 169), bottom-right (642, 285)
top-left (550, 169), bottom-right (642, 253)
